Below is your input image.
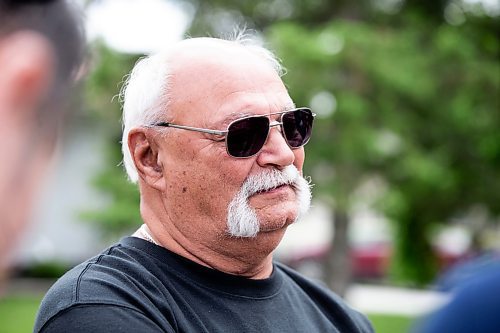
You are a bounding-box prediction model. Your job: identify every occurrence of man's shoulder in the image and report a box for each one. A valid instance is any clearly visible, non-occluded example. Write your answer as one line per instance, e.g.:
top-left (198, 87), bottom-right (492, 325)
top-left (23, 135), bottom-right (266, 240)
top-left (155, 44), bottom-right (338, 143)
top-left (42, 244), bottom-right (127, 296)
top-left (275, 262), bottom-right (374, 333)
top-left (34, 240), bottom-right (156, 332)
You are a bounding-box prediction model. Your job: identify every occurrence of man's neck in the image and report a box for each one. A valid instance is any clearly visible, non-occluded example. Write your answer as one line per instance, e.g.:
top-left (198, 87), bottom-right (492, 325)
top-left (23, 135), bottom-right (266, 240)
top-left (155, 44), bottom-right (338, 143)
top-left (136, 190), bottom-right (286, 279)
top-left (136, 222), bottom-right (276, 279)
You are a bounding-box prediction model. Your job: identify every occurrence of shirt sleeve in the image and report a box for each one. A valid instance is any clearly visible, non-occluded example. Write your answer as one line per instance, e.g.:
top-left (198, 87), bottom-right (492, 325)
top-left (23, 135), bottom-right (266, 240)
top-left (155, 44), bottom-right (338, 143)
top-left (38, 304), bottom-right (176, 333)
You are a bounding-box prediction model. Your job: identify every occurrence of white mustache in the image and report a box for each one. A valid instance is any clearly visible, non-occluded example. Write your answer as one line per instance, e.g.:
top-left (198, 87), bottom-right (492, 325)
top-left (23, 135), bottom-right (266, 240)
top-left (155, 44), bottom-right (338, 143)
top-left (241, 165), bottom-right (303, 198)
top-left (226, 165), bottom-right (312, 238)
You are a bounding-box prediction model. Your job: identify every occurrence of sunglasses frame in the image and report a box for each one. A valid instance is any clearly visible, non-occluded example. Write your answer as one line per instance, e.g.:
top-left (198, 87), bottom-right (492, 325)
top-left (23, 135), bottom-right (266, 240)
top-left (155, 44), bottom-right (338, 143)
top-left (151, 107), bottom-right (315, 158)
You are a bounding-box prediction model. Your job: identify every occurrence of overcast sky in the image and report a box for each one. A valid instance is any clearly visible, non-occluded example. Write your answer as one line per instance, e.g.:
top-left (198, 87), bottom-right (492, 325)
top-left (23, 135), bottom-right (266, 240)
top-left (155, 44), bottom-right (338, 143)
top-left (83, 0), bottom-right (193, 54)
top-left (82, 0), bottom-right (499, 54)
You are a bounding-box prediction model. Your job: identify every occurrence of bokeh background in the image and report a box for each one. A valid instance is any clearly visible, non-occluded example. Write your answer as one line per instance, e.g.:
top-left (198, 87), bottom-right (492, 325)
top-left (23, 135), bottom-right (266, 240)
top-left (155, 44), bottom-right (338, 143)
top-left (1, 0), bottom-right (499, 332)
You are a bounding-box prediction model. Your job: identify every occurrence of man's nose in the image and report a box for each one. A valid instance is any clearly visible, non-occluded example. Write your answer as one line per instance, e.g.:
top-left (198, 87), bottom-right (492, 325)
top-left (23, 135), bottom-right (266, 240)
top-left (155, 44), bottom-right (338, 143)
top-left (255, 125), bottom-right (295, 168)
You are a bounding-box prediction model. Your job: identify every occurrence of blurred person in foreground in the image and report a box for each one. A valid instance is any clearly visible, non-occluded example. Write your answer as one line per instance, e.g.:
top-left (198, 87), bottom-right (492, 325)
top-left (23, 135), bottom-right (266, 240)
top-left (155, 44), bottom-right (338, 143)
top-left (414, 261), bottom-right (500, 333)
top-left (0, 0), bottom-right (85, 286)
top-left (35, 33), bottom-right (374, 332)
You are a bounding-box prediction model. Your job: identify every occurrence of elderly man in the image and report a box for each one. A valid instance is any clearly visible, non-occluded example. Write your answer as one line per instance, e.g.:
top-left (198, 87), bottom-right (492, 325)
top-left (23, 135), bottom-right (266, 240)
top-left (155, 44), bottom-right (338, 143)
top-left (0, 0), bottom-right (84, 285)
top-left (35, 35), bottom-right (373, 332)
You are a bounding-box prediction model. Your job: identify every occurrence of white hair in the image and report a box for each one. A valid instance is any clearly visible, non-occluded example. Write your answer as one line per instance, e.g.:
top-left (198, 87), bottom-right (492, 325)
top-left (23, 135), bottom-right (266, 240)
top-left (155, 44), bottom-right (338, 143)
top-left (120, 32), bottom-right (285, 183)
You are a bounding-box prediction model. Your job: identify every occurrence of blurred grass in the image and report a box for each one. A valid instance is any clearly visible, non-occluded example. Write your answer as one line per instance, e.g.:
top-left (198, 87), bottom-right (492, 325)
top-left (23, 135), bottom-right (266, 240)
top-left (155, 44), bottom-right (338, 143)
top-left (368, 313), bottom-right (414, 332)
top-left (0, 294), bottom-right (43, 333)
top-left (0, 294), bottom-right (415, 333)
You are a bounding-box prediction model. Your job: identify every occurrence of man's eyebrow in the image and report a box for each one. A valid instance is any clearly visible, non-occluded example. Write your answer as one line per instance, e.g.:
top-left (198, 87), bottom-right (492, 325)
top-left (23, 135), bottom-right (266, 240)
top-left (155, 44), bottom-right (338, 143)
top-left (226, 112), bottom-right (254, 122)
top-left (212, 112), bottom-right (253, 128)
top-left (212, 103), bottom-right (297, 128)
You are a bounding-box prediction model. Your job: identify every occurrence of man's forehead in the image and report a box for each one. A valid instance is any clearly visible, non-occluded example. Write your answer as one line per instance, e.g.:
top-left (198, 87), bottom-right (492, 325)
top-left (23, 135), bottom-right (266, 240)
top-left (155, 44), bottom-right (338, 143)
top-left (167, 39), bottom-right (289, 121)
top-left (212, 102), bottom-right (297, 127)
top-left (169, 38), bottom-right (278, 80)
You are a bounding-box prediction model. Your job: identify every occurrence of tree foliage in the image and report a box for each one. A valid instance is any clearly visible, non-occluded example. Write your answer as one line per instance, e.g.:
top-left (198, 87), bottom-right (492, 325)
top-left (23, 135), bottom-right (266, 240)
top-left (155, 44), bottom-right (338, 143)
top-left (267, 17), bottom-right (499, 284)
top-left (80, 42), bottom-right (142, 237)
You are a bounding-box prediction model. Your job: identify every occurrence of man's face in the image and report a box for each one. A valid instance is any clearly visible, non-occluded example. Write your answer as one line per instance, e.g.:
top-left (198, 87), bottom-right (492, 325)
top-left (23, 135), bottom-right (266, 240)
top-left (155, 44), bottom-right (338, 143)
top-left (154, 41), bottom-right (310, 252)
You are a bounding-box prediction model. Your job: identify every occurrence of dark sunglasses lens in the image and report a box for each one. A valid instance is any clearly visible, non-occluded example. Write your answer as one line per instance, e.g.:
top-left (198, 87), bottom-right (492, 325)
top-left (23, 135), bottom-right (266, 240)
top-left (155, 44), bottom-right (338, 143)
top-left (227, 117), bottom-right (269, 157)
top-left (282, 109), bottom-right (314, 148)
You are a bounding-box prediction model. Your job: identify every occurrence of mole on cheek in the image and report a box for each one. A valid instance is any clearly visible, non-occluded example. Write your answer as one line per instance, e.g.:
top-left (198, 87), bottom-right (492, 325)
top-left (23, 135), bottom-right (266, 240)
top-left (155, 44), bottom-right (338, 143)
top-left (182, 187), bottom-right (187, 193)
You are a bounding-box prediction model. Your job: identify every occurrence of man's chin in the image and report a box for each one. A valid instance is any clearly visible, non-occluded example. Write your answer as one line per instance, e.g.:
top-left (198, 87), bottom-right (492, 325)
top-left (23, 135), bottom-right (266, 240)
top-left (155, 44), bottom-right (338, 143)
top-left (257, 210), bottom-right (298, 233)
top-left (226, 206), bottom-right (298, 239)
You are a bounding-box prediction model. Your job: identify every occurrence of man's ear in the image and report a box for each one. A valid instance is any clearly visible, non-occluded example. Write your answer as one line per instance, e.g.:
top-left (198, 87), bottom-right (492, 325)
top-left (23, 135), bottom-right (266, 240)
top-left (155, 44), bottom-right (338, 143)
top-left (128, 128), bottom-right (165, 191)
top-left (0, 31), bottom-right (55, 119)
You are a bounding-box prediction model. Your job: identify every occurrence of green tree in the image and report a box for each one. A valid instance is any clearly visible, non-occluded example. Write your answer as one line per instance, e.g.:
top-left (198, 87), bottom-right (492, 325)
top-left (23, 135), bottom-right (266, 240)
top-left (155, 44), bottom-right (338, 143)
top-left (81, 42), bottom-right (142, 238)
top-left (268, 17), bottom-right (499, 287)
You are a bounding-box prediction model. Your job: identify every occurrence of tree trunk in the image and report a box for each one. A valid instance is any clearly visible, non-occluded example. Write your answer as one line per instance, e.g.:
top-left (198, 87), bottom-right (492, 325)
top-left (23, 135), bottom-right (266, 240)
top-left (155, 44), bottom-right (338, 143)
top-left (325, 209), bottom-right (352, 297)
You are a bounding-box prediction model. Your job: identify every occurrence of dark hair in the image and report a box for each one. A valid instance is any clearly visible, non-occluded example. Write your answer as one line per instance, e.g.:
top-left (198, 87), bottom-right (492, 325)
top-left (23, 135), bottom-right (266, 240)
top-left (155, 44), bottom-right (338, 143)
top-left (1, 0), bottom-right (58, 7)
top-left (0, 0), bottom-right (86, 126)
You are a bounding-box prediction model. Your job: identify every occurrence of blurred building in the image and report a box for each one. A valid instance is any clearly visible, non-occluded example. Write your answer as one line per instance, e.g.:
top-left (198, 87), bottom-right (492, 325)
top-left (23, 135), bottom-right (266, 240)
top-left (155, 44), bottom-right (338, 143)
top-left (12, 122), bottom-right (109, 268)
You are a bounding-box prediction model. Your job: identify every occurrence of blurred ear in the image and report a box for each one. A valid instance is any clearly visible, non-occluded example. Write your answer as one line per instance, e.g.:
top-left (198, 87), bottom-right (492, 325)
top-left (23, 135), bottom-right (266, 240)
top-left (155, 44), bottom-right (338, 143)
top-left (128, 128), bottom-right (166, 191)
top-left (0, 31), bottom-right (55, 120)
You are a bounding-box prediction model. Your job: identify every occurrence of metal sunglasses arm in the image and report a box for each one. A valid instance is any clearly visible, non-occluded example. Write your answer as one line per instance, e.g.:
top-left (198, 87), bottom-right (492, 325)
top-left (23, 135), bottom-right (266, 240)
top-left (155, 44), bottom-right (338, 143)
top-left (153, 122), bottom-right (227, 136)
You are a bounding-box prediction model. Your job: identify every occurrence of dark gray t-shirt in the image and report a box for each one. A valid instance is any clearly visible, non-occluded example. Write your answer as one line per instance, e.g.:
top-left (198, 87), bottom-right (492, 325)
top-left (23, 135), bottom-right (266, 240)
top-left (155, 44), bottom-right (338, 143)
top-left (34, 237), bottom-right (373, 332)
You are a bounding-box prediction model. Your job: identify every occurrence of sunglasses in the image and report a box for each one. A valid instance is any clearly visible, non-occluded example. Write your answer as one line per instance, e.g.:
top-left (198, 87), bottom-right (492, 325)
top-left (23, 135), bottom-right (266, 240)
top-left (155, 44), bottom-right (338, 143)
top-left (151, 108), bottom-right (315, 158)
